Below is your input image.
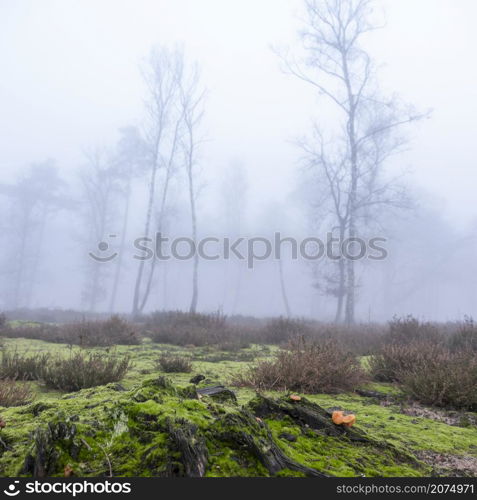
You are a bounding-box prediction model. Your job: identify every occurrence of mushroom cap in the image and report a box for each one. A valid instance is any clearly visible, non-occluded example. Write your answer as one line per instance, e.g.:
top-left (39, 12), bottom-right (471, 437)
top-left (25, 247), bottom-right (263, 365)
top-left (342, 414), bottom-right (356, 427)
top-left (289, 395), bottom-right (302, 402)
top-left (332, 410), bottom-right (344, 425)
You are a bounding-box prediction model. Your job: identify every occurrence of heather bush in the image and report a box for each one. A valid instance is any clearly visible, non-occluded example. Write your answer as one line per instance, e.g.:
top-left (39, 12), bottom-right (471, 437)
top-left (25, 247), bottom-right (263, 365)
top-left (449, 317), bottom-right (477, 353)
top-left (232, 337), bottom-right (366, 394)
top-left (387, 316), bottom-right (441, 344)
top-left (147, 310), bottom-right (227, 330)
top-left (1, 316), bottom-right (140, 347)
top-left (148, 311), bottom-right (232, 346)
top-left (62, 316), bottom-right (140, 347)
top-left (399, 350), bottom-right (477, 411)
top-left (0, 379), bottom-right (34, 407)
top-left (40, 351), bottom-right (132, 392)
top-left (0, 348), bottom-right (49, 381)
top-left (157, 354), bottom-right (193, 373)
top-left (1, 323), bottom-right (66, 343)
top-left (261, 317), bottom-right (313, 344)
top-left (369, 341), bottom-right (445, 383)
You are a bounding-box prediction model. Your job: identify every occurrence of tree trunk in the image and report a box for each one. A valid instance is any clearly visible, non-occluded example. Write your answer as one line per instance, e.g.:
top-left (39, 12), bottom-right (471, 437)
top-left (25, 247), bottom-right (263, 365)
top-left (12, 207), bottom-right (30, 309)
top-left (132, 152), bottom-right (159, 318)
top-left (188, 169), bottom-right (199, 314)
top-left (138, 166), bottom-right (173, 314)
top-left (334, 222), bottom-right (346, 324)
top-left (278, 258), bottom-right (292, 318)
top-left (109, 177), bottom-right (131, 313)
top-left (342, 55), bottom-right (358, 326)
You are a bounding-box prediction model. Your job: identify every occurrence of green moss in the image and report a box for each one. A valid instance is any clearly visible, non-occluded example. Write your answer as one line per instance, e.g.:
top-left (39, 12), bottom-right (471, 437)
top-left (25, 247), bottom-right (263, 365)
top-left (266, 418), bottom-right (423, 477)
top-left (305, 393), bottom-right (477, 457)
top-left (0, 338), bottom-right (475, 478)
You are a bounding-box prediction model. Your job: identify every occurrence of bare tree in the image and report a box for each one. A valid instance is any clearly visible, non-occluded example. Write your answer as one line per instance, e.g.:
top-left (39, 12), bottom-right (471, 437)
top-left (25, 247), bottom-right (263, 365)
top-left (108, 126), bottom-right (146, 313)
top-left (79, 149), bottom-right (119, 313)
top-left (0, 161), bottom-right (65, 309)
top-left (132, 47), bottom-right (185, 317)
top-left (285, 0), bottom-right (426, 324)
top-left (179, 64), bottom-right (206, 314)
top-left (221, 161), bottom-right (248, 314)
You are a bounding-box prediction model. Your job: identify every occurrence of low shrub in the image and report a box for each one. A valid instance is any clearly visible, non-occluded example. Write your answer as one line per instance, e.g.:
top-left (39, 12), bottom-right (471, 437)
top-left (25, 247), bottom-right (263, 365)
top-left (386, 316), bottom-right (441, 344)
top-left (232, 337), bottom-right (366, 394)
top-left (370, 337), bottom-right (477, 410)
top-left (62, 316), bottom-right (140, 347)
top-left (1, 316), bottom-right (140, 347)
top-left (148, 311), bottom-right (230, 347)
top-left (40, 351), bottom-right (132, 392)
top-left (0, 379), bottom-right (34, 407)
top-left (2, 308), bottom-right (110, 324)
top-left (157, 354), bottom-right (192, 373)
top-left (147, 310), bottom-right (227, 330)
top-left (1, 323), bottom-right (65, 343)
top-left (368, 341), bottom-right (445, 383)
top-left (449, 317), bottom-right (477, 353)
top-left (261, 317), bottom-right (313, 344)
top-left (399, 350), bottom-right (477, 411)
top-left (0, 348), bottom-right (49, 381)
top-left (145, 311), bottom-right (385, 354)
top-left (0, 313), bottom-right (6, 330)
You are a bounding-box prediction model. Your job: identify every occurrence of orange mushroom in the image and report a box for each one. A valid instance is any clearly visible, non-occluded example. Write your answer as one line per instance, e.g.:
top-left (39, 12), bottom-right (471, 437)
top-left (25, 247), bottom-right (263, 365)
top-left (332, 410), bottom-right (345, 425)
top-left (342, 414), bottom-right (356, 427)
top-left (332, 411), bottom-right (356, 427)
top-left (289, 395), bottom-right (302, 402)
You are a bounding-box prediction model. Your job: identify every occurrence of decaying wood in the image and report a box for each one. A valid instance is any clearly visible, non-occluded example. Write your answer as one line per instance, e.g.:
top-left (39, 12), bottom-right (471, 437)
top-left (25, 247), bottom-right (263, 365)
top-left (197, 385), bottom-right (237, 403)
top-left (217, 411), bottom-right (326, 477)
top-left (165, 420), bottom-right (208, 477)
top-left (249, 393), bottom-right (369, 442)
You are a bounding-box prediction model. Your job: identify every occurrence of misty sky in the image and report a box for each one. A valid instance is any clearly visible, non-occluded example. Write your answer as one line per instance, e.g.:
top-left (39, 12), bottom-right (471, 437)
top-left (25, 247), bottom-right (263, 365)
top-left (1, 0), bottom-right (476, 228)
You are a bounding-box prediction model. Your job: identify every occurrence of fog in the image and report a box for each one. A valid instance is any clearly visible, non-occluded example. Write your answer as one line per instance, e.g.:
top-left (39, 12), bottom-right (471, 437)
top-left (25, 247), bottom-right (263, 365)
top-left (1, 0), bottom-right (476, 322)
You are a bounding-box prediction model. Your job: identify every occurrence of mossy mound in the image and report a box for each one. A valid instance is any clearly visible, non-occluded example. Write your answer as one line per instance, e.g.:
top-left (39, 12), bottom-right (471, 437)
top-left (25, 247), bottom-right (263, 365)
top-left (0, 377), bottom-right (428, 477)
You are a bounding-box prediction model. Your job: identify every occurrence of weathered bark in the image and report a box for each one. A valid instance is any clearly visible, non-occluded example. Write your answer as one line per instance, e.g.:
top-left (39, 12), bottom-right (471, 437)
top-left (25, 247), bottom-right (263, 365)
top-left (249, 394), bottom-right (369, 442)
top-left (22, 421), bottom-right (80, 478)
top-left (217, 411), bottom-right (326, 477)
top-left (165, 420), bottom-right (208, 477)
top-left (249, 393), bottom-right (419, 466)
top-left (197, 385), bottom-right (237, 403)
